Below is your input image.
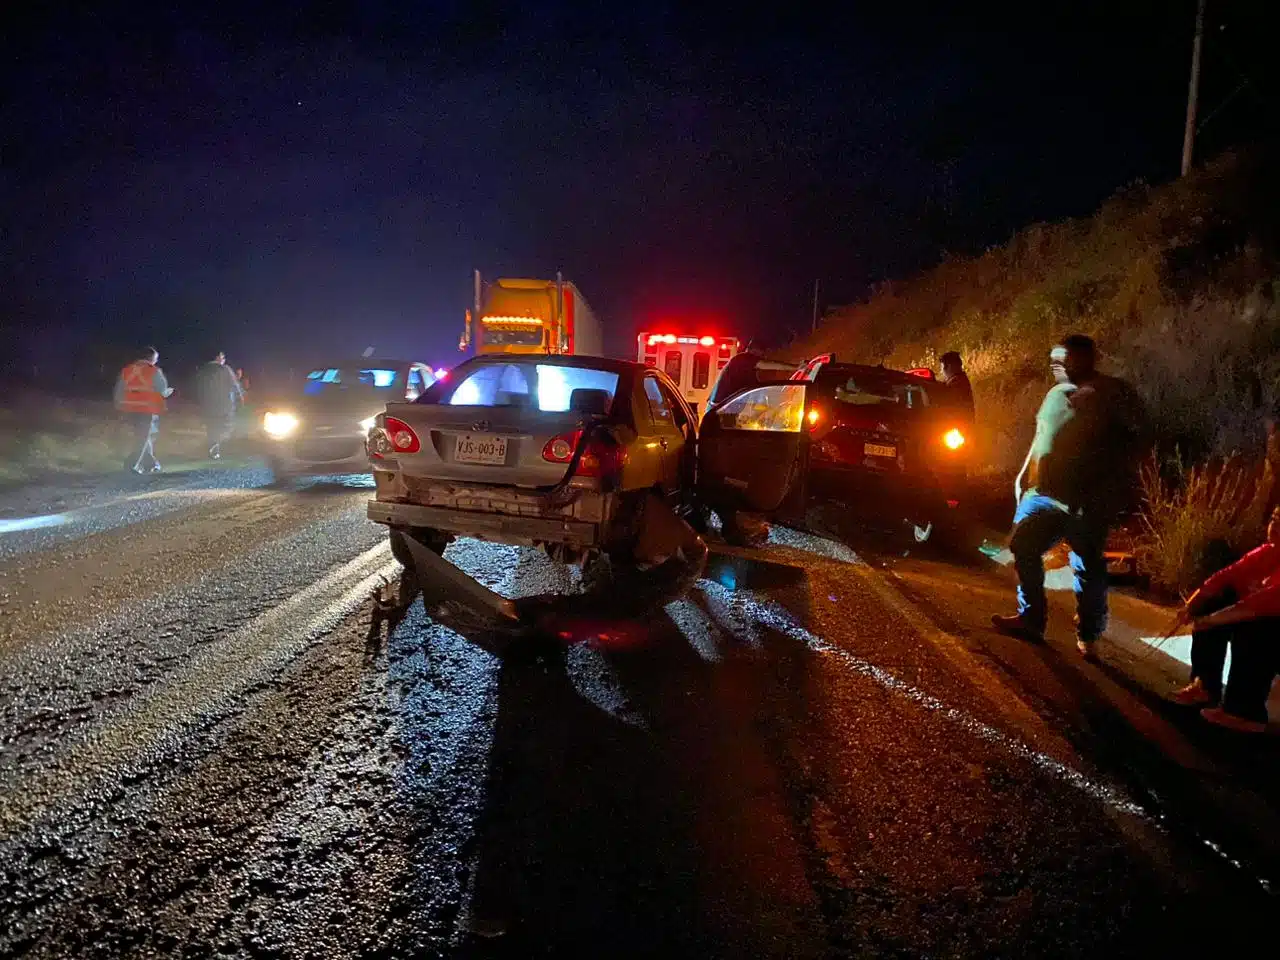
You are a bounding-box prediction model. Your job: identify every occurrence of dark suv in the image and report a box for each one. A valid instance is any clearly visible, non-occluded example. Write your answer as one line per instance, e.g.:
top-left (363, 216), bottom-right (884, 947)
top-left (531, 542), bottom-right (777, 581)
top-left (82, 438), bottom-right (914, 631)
top-left (798, 359), bottom-right (971, 541)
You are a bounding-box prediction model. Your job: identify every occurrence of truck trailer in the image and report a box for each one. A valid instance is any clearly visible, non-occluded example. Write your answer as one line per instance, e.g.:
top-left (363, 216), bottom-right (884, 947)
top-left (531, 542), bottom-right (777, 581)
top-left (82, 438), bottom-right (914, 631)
top-left (460, 273), bottom-right (603, 358)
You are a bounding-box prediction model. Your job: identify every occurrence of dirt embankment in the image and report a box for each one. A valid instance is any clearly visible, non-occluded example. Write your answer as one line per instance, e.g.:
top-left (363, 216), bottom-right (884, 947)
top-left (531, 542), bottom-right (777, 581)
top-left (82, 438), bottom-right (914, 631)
top-left (789, 150), bottom-right (1280, 591)
top-left (792, 151), bottom-right (1280, 479)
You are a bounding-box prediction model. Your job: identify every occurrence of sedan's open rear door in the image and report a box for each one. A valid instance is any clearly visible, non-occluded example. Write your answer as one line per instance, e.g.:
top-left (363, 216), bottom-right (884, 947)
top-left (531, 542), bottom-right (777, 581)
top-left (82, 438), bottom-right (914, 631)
top-left (697, 382), bottom-right (810, 523)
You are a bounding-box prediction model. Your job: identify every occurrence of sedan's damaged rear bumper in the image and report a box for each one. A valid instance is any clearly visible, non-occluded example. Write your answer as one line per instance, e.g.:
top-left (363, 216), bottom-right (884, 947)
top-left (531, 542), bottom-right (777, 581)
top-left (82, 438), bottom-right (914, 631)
top-left (367, 499), bottom-right (602, 548)
top-left (381, 494), bottom-right (710, 656)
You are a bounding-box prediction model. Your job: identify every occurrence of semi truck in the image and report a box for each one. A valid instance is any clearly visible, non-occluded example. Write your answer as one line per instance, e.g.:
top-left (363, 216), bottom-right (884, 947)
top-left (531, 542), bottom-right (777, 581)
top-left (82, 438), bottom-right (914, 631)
top-left (459, 272), bottom-right (603, 358)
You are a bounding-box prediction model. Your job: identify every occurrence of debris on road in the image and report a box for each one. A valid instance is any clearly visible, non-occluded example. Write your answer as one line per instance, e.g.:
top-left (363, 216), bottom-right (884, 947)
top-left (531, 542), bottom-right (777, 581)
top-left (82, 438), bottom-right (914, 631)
top-left (387, 493), bottom-right (708, 652)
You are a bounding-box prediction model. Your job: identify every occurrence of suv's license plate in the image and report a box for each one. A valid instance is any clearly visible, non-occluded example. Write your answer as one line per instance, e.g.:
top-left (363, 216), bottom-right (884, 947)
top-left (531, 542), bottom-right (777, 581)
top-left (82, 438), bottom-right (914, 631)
top-left (455, 434), bottom-right (508, 465)
top-left (864, 442), bottom-right (897, 458)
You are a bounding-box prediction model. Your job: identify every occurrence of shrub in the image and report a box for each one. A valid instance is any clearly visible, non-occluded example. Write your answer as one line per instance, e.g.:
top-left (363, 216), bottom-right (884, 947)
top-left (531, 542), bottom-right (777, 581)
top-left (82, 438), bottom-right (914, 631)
top-left (1134, 452), bottom-right (1266, 597)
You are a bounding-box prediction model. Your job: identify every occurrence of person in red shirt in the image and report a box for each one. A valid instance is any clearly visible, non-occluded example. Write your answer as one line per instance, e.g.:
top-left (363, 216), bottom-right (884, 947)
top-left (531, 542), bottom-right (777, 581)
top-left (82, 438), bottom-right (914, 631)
top-left (1169, 506), bottom-right (1280, 733)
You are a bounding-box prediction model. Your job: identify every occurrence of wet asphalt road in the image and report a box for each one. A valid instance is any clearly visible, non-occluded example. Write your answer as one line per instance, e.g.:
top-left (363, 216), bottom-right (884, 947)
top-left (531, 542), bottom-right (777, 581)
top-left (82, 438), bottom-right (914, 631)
top-left (1, 468), bottom-right (1277, 958)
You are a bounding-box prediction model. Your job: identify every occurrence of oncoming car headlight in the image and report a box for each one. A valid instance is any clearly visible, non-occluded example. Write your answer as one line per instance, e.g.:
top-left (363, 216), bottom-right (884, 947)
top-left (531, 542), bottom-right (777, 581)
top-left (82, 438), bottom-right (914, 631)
top-left (263, 411), bottom-right (300, 440)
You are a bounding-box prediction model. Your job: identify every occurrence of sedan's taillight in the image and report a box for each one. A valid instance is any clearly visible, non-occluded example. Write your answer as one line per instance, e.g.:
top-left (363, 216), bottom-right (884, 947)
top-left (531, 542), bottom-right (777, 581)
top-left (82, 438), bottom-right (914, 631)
top-left (542, 430), bottom-right (581, 463)
top-left (541, 430), bottom-right (627, 478)
top-left (383, 416), bottom-right (421, 454)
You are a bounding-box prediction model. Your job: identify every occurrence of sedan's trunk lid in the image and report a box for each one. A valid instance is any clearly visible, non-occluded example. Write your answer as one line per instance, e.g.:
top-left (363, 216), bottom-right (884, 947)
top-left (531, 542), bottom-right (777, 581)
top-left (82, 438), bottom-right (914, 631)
top-left (381, 401), bottom-right (588, 488)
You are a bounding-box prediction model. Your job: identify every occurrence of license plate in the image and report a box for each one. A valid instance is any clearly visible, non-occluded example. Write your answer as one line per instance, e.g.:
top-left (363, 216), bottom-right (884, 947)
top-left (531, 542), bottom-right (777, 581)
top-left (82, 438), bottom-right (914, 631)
top-left (455, 434), bottom-right (508, 465)
top-left (864, 442), bottom-right (897, 458)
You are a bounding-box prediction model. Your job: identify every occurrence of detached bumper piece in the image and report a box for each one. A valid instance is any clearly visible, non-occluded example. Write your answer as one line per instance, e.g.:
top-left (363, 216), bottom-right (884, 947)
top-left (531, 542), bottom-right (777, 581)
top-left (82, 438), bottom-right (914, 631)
top-left (390, 494), bottom-right (707, 654)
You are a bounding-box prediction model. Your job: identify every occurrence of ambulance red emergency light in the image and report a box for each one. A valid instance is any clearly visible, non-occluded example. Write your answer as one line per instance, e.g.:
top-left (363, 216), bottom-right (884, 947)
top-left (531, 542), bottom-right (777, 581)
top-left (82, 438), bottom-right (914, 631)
top-left (637, 332), bottom-right (741, 418)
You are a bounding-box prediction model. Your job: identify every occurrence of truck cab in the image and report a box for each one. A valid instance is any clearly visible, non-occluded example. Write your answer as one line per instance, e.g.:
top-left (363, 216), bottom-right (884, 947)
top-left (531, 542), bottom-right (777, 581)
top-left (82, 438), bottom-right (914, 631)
top-left (462, 277), bottom-right (603, 358)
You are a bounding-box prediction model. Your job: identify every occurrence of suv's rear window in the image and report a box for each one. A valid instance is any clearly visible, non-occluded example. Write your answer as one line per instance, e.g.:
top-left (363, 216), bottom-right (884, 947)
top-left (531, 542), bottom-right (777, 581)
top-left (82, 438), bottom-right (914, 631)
top-left (303, 367), bottom-right (401, 395)
top-left (431, 362), bottom-right (620, 413)
top-left (818, 371), bottom-right (931, 410)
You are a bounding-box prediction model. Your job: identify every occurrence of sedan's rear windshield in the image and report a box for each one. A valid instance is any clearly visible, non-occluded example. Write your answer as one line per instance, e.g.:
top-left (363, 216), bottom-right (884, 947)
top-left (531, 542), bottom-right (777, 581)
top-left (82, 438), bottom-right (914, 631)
top-left (303, 367), bottom-right (401, 395)
top-left (428, 362), bottom-right (620, 413)
top-left (818, 371), bottom-right (931, 410)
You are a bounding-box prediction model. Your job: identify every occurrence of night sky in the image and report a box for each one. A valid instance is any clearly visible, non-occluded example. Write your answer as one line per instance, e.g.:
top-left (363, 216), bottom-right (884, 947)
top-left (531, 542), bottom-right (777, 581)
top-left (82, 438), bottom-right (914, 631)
top-left (2, 1), bottom-right (1276, 384)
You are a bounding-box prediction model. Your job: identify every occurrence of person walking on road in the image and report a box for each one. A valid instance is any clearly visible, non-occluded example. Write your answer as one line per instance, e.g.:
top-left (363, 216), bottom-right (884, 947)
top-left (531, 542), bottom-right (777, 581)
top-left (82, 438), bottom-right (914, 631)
top-left (938, 351), bottom-right (975, 423)
top-left (114, 346), bottom-right (174, 474)
top-left (991, 334), bottom-right (1148, 658)
top-left (197, 351), bottom-right (244, 459)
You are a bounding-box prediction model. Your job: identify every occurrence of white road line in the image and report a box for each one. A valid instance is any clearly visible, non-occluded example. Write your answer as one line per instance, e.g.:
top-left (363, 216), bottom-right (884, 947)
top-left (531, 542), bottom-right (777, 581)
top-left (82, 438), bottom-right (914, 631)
top-left (0, 542), bottom-right (396, 839)
top-left (697, 579), bottom-right (1147, 816)
top-left (0, 488), bottom-right (259, 535)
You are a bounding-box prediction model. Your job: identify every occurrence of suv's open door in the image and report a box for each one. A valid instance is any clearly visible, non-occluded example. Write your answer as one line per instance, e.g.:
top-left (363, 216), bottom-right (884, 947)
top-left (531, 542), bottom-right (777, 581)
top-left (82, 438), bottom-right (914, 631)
top-left (697, 382), bottom-right (810, 521)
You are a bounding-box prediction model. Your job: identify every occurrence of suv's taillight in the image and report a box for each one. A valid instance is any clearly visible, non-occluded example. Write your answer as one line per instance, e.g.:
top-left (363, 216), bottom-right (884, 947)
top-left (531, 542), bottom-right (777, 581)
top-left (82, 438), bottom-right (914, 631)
top-left (541, 430), bottom-right (627, 478)
top-left (383, 416), bottom-right (421, 454)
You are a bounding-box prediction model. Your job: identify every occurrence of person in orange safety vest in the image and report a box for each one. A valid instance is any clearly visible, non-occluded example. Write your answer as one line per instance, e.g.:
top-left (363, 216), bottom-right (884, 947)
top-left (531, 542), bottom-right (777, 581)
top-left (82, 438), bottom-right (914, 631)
top-left (113, 346), bottom-right (175, 474)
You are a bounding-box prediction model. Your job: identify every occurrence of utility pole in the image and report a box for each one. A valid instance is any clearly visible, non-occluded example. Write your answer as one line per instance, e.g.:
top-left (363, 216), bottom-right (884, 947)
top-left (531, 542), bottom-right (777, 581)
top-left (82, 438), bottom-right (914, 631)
top-left (811, 279), bottom-right (820, 334)
top-left (1181, 0), bottom-right (1207, 176)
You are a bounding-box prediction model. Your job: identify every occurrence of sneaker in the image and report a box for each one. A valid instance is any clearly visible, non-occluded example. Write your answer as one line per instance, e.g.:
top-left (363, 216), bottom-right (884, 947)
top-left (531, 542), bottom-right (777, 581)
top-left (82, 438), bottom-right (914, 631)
top-left (150, 463), bottom-right (163, 473)
top-left (131, 466), bottom-right (146, 475)
top-left (1201, 706), bottom-right (1267, 734)
top-left (991, 614), bottom-right (1044, 643)
top-left (1076, 639), bottom-right (1100, 662)
top-left (1169, 677), bottom-right (1217, 707)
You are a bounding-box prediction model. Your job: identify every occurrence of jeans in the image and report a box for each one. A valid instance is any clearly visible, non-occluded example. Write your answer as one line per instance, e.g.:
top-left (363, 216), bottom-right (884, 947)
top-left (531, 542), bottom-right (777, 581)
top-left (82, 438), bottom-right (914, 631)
top-left (125, 414), bottom-right (159, 471)
top-left (1190, 620), bottom-right (1280, 724)
top-left (1010, 491), bottom-right (1109, 640)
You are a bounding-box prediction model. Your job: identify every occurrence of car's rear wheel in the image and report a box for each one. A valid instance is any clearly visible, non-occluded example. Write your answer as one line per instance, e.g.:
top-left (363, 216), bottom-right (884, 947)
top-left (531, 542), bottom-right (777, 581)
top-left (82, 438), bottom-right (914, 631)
top-left (685, 501), bottom-right (712, 535)
top-left (389, 527), bottom-right (448, 568)
top-left (721, 510), bottom-right (769, 548)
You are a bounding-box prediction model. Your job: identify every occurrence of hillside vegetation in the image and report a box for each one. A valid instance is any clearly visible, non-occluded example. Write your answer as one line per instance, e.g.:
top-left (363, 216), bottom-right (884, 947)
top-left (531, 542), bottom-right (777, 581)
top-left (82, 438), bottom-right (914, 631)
top-left (797, 151), bottom-right (1280, 477)
top-left (793, 151), bottom-right (1280, 592)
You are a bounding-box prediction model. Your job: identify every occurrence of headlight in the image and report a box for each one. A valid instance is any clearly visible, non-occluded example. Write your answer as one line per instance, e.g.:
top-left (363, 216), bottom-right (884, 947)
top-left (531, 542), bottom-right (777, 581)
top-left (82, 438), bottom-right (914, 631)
top-left (943, 428), bottom-right (966, 450)
top-left (359, 415), bottom-right (379, 433)
top-left (263, 411), bottom-right (300, 440)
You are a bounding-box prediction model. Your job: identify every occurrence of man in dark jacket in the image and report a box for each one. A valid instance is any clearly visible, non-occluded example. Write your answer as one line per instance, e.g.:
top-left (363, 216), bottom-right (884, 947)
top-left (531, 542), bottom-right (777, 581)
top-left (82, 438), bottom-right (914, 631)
top-left (197, 352), bottom-right (244, 459)
top-left (939, 351), bottom-right (975, 423)
top-left (991, 334), bottom-right (1148, 658)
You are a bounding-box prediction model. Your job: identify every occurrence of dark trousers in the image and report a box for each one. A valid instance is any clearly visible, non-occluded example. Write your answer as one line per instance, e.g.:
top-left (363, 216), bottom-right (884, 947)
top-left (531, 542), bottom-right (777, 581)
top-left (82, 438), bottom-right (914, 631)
top-left (1190, 619), bottom-right (1280, 723)
top-left (204, 414), bottom-right (233, 450)
top-left (124, 414), bottom-right (159, 471)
